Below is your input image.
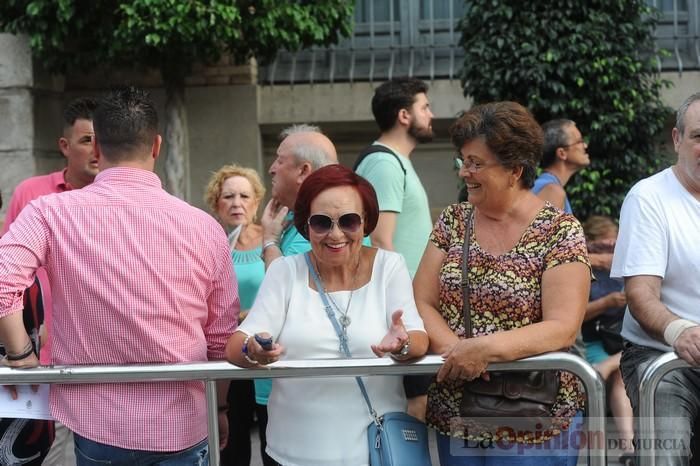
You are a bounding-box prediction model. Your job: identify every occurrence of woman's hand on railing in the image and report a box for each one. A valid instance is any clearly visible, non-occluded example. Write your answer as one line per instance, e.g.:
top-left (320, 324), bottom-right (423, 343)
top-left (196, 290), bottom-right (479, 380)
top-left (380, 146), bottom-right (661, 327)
top-left (245, 333), bottom-right (285, 366)
top-left (437, 338), bottom-right (489, 383)
top-left (371, 310), bottom-right (409, 358)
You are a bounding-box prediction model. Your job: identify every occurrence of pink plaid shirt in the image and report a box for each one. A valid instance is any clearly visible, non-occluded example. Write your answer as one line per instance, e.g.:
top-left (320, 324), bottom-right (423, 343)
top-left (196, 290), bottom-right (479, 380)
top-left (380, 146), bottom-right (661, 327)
top-left (2, 169), bottom-right (72, 236)
top-left (0, 167), bottom-right (239, 451)
top-left (2, 168), bottom-right (73, 364)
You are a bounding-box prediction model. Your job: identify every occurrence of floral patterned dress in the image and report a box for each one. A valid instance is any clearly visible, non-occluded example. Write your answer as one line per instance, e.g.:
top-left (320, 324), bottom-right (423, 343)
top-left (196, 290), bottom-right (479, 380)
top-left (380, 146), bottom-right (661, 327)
top-left (425, 202), bottom-right (590, 443)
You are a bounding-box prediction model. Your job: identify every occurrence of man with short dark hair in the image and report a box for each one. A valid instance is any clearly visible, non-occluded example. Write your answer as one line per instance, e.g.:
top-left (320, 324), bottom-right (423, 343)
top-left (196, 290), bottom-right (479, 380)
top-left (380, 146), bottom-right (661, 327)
top-left (1, 97), bottom-right (98, 466)
top-left (355, 77), bottom-right (434, 420)
top-left (0, 87), bottom-right (238, 463)
top-left (3, 97), bottom-right (99, 233)
top-left (355, 77), bottom-right (433, 277)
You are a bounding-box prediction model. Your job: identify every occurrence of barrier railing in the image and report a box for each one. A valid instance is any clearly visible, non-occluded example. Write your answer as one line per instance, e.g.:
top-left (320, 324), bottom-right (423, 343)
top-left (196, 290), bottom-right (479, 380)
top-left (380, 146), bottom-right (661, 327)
top-left (638, 352), bottom-right (690, 466)
top-left (0, 352), bottom-right (605, 466)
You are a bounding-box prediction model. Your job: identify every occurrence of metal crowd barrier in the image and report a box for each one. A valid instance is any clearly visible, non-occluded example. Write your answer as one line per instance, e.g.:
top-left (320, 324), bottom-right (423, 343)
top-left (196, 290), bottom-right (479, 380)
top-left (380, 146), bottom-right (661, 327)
top-left (0, 352), bottom-right (605, 466)
top-left (638, 352), bottom-right (691, 466)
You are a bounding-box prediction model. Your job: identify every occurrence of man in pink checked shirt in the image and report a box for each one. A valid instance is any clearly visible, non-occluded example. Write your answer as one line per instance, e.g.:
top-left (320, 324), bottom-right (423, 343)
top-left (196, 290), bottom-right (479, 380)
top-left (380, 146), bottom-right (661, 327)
top-left (0, 87), bottom-right (239, 465)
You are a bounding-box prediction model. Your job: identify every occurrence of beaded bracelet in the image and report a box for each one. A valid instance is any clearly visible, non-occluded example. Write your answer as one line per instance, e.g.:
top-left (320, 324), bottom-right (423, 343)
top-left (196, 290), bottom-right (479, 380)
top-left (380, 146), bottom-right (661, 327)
top-left (5, 342), bottom-right (35, 361)
top-left (241, 334), bottom-right (259, 365)
top-left (261, 240), bottom-right (279, 255)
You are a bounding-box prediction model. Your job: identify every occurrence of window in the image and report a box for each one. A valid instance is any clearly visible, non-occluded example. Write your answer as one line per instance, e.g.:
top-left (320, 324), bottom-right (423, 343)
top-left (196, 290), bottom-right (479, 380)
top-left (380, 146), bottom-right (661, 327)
top-left (260, 0), bottom-right (699, 85)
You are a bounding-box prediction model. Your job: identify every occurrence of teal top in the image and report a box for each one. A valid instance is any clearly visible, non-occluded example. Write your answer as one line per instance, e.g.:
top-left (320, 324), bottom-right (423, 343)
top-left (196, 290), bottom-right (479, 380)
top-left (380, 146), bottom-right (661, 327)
top-left (231, 246), bottom-right (265, 310)
top-left (279, 213), bottom-right (311, 256)
top-left (231, 245), bottom-right (271, 405)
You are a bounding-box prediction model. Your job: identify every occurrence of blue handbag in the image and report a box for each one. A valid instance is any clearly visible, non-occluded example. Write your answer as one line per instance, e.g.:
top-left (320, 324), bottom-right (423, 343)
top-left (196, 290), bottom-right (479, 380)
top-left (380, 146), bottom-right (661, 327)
top-left (305, 254), bottom-right (432, 466)
top-left (367, 411), bottom-right (432, 466)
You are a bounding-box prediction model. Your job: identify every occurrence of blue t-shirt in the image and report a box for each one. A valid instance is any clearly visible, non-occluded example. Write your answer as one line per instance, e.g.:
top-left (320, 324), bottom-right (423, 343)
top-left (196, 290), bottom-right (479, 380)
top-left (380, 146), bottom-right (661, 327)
top-left (589, 269), bottom-right (625, 320)
top-left (532, 172), bottom-right (573, 214)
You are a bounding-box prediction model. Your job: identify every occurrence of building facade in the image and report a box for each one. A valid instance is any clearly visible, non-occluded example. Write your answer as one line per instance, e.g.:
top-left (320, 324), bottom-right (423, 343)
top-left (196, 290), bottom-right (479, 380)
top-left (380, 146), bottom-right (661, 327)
top-left (1, 0), bottom-right (698, 221)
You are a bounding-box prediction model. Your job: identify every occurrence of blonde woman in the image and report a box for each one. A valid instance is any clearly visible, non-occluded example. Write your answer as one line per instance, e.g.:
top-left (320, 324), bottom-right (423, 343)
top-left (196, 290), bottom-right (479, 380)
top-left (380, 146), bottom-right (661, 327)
top-left (205, 164), bottom-right (274, 466)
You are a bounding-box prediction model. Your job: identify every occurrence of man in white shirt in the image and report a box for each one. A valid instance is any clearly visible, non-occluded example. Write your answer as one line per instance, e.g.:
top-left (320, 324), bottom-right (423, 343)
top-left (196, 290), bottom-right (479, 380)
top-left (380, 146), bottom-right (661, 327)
top-left (612, 92), bottom-right (700, 466)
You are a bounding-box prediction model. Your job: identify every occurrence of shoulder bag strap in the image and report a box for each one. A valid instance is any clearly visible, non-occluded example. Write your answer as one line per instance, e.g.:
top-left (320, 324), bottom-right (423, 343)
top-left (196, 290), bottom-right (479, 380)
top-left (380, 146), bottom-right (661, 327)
top-left (353, 144), bottom-right (407, 191)
top-left (462, 209), bottom-right (474, 338)
top-left (304, 253), bottom-right (381, 426)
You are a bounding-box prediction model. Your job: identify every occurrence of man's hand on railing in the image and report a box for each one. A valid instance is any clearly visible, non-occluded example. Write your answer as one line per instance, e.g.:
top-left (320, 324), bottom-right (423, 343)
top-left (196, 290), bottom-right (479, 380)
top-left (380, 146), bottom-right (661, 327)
top-left (672, 326), bottom-right (700, 366)
top-left (1, 351), bottom-right (40, 399)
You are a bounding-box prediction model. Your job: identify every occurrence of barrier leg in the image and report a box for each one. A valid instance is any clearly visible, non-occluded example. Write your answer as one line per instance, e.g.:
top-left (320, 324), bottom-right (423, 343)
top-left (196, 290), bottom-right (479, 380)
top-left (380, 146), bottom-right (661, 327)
top-left (206, 380), bottom-right (220, 466)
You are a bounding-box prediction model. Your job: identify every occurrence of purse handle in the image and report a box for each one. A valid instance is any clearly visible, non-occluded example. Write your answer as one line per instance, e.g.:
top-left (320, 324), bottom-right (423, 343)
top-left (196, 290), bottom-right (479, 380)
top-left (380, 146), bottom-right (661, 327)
top-left (462, 209), bottom-right (474, 338)
top-left (304, 253), bottom-right (382, 428)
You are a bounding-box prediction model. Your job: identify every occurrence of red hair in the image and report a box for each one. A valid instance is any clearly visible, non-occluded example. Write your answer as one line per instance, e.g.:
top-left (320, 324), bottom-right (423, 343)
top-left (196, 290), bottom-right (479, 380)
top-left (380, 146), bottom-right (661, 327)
top-left (294, 165), bottom-right (379, 240)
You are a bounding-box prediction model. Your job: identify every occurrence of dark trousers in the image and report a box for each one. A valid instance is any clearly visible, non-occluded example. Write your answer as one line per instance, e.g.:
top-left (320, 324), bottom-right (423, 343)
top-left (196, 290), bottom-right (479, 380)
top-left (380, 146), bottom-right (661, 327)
top-left (620, 342), bottom-right (700, 466)
top-left (220, 380), bottom-right (275, 466)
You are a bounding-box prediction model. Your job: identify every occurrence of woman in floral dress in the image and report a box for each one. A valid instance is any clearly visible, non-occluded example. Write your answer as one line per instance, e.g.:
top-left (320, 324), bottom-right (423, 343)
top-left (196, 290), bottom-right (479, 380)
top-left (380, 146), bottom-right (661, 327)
top-left (414, 101), bottom-right (591, 466)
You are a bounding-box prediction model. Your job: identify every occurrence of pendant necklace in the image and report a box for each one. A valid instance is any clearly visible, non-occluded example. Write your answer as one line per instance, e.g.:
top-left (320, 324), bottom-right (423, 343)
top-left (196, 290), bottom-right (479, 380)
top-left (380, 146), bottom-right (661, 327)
top-left (314, 255), bottom-right (361, 350)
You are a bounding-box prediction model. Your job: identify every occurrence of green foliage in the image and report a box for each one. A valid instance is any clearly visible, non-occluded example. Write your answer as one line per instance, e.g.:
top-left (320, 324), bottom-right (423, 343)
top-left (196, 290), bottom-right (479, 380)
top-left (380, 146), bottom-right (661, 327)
top-left (458, 0), bottom-right (673, 219)
top-left (234, 1), bottom-right (354, 64)
top-left (0, 0), bottom-right (354, 88)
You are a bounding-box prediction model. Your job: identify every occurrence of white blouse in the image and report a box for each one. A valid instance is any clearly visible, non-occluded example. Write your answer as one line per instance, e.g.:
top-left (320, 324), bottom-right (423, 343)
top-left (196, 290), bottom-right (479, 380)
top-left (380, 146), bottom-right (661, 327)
top-left (239, 248), bottom-right (426, 466)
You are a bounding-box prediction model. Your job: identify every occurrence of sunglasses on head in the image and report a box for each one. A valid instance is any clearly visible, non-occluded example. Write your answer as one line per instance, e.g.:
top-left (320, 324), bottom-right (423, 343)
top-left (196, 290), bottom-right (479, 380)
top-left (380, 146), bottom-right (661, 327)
top-left (307, 213), bottom-right (363, 235)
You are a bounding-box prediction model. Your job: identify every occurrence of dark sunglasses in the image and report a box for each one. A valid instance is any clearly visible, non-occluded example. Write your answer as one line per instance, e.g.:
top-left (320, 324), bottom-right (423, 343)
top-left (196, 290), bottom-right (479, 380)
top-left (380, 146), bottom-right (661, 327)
top-left (307, 213), bottom-right (363, 235)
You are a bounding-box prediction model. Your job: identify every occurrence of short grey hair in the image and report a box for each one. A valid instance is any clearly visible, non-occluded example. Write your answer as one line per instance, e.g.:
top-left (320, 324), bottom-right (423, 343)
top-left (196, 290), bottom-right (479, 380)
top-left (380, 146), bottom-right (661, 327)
top-left (279, 124), bottom-right (321, 138)
top-left (676, 92), bottom-right (700, 135)
top-left (541, 119), bottom-right (575, 169)
top-left (279, 124), bottom-right (334, 170)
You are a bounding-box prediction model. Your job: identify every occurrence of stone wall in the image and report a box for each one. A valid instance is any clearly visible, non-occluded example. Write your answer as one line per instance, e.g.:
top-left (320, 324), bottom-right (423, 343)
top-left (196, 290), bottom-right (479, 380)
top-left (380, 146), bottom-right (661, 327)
top-left (0, 33), bottom-right (65, 222)
top-left (0, 33), bottom-right (34, 221)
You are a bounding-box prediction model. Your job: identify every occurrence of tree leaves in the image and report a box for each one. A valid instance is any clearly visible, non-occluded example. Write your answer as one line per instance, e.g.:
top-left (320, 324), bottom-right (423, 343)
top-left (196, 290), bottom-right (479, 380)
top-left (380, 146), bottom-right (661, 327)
top-left (0, 0), bottom-right (355, 87)
top-left (458, 0), bottom-right (672, 219)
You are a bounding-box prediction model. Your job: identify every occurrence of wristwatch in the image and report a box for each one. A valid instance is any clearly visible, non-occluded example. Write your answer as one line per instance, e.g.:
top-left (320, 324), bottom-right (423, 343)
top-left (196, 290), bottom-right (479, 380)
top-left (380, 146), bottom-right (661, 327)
top-left (391, 339), bottom-right (410, 359)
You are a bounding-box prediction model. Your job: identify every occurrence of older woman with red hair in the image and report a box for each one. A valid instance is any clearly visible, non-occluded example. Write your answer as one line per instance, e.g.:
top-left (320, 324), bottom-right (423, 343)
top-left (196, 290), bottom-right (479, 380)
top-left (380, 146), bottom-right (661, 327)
top-left (226, 164), bottom-right (428, 466)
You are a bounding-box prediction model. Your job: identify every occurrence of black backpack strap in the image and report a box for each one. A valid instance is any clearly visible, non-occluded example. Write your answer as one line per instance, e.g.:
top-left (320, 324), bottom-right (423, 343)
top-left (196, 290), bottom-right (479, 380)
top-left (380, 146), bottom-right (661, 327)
top-left (352, 144), bottom-right (407, 190)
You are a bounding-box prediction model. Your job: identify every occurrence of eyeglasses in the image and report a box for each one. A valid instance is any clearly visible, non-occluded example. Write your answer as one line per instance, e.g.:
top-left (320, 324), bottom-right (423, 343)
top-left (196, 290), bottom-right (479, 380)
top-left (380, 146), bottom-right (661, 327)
top-left (454, 157), bottom-right (499, 173)
top-left (562, 139), bottom-right (585, 148)
top-left (307, 213), bottom-right (363, 235)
